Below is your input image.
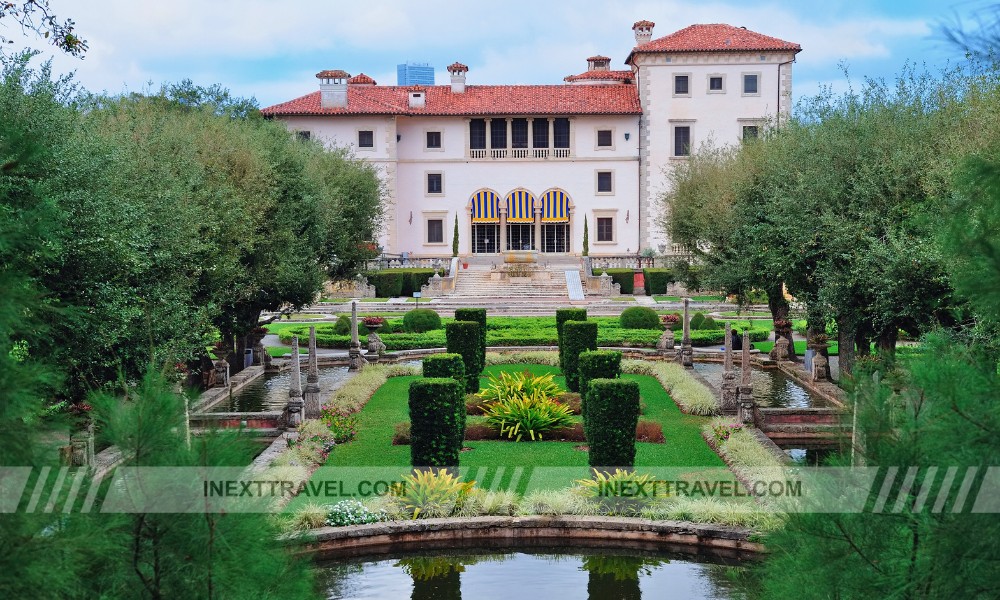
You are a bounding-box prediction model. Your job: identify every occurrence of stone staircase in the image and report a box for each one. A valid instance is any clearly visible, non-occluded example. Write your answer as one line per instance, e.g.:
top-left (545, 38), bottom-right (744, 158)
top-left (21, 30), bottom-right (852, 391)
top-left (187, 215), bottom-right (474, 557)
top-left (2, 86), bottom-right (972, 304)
top-left (447, 267), bottom-right (585, 299)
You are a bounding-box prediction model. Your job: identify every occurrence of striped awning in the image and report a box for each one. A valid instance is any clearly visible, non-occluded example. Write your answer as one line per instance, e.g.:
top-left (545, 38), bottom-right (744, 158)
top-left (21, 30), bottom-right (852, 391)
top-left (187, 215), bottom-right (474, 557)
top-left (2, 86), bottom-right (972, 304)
top-left (540, 189), bottom-right (571, 223)
top-left (506, 190), bottom-right (535, 223)
top-left (470, 189), bottom-right (501, 223)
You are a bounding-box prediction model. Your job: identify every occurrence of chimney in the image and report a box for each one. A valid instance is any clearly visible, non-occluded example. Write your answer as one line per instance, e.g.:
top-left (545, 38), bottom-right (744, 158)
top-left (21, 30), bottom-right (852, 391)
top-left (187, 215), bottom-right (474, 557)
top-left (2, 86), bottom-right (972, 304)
top-left (317, 70), bottom-right (350, 108)
top-left (448, 62), bottom-right (468, 93)
top-left (587, 55), bottom-right (611, 71)
top-left (348, 73), bottom-right (376, 86)
top-left (632, 20), bottom-right (655, 45)
top-left (408, 86), bottom-right (426, 109)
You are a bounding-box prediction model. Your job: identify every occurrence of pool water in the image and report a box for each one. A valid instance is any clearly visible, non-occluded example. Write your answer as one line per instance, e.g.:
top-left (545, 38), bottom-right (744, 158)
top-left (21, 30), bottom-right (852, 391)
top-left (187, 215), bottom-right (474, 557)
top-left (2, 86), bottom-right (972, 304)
top-left (693, 363), bottom-right (830, 409)
top-left (209, 366), bottom-right (350, 412)
top-left (317, 547), bottom-right (753, 599)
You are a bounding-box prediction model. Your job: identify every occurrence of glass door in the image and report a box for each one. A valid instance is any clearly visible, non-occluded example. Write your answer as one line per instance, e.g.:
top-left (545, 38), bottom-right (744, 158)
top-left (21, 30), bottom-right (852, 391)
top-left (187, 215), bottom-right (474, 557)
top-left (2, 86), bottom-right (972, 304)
top-left (541, 223), bottom-right (569, 253)
top-left (472, 223), bottom-right (500, 254)
top-left (506, 224), bottom-right (534, 251)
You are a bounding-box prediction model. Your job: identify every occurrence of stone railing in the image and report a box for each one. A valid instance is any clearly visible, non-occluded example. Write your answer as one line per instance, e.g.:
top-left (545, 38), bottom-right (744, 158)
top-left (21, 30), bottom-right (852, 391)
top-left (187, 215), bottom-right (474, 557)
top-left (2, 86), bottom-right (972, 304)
top-left (590, 252), bottom-right (699, 270)
top-left (465, 148), bottom-right (573, 160)
top-left (325, 276), bottom-right (376, 299)
top-left (365, 254), bottom-right (451, 273)
top-left (420, 257), bottom-right (459, 297)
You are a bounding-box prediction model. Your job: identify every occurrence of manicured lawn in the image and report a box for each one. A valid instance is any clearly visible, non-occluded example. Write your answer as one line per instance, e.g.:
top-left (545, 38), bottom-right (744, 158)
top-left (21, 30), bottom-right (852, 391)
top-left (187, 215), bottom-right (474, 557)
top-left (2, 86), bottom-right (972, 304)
top-left (654, 295), bottom-right (726, 302)
top-left (266, 346), bottom-right (308, 357)
top-left (322, 363), bottom-right (725, 493)
top-left (718, 311), bottom-right (774, 317)
top-left (755, 340), bottom-right (840, 355)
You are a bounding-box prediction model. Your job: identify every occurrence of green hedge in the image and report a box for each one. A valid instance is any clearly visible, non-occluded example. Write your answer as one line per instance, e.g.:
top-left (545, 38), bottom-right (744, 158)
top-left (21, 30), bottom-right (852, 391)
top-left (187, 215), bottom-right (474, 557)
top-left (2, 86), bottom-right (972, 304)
top-left (600, 268), bottom-right (634, 294)
top-left (446, 321), bottom-right (482, 392)
top-left (578, 350), bottom-right (622, 440)
top-left (619, 306), bottom-right (661, 330)
top-left (408, 378), bottom-right (466, 468)
top-left (556, 308), bottom-right (587, 372)
top-left (454, 308), bottom-right (487, 370)
top-left (366, 271), bottom-right (404, 298)
top-left (422, 353), bottom-right (465, 384)
top-left (586, 378), bottom-right (640, 469)
top-left (642, 268), bottom-right (674, 295)
top-left (562, 321), bottom-right (598, 393)
top-left (403, 308), bottom-right (442, 332)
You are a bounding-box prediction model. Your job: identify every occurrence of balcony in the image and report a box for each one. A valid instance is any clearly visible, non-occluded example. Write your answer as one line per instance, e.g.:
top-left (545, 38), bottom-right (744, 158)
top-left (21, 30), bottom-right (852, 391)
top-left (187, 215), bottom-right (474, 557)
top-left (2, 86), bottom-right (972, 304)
top-left (467, 147), bottom-right (572, 160)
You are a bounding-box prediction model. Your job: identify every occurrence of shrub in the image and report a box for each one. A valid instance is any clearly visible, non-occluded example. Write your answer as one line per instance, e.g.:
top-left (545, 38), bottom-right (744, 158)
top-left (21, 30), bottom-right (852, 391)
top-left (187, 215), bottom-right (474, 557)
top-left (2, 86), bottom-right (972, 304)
top-left (562, 320), bottom-right (598, 392)
top-left (700, 315), bottom-right (719, 330)
top-left (325, 499), bottom-right (388, 527)
top-left (367, 271), bottom-right (404, 297)
top-left (556, 308), bottom-right (587, 371)
top-left (332, 314), bottom-right (369, 336)
top-left (578, 350), bottom-right (622, 437)
top-left (711, 420), bottom-right (744, 444)
top-left (454, 308), bottom-right (487, 368)
top-left (456, 489), bottom-right (519, 517)
top-left (586, 378), bottom-right (640, 469)
top-left (408, 378), bottom-right (466, 468)
top-left (643, 268), bottom-right (674, 295)
top-left (619, 306), bottom-right (662, 330)
top-left (574, 468), bottom-right (657, 513)
top-left (478, 370), bottom-right (561, 404)
top-left (402, 308), bottom-right (442, 333)
top-left (635, 420), bottom-right (665, 443)
top-left (319, 406), bottom-right (359, 443)
top-left (286, 420), bottom-right (337, 465)
top-left (394, 468), bottom-right (476, 519)
top-left (422, 353), bottom-right (465, 384)
top-left (446, 321), bottom-right (482, 392)
top-left (397, 269), bottom-right (438, 296)
top-left (286, 502), bottom-right (330, 532)
top-left (483, 390), bottom-right (575, 441)
top-left (689, 312), bottom-right (706, 330)
top-left (600, 268), bottom-right (634, 294)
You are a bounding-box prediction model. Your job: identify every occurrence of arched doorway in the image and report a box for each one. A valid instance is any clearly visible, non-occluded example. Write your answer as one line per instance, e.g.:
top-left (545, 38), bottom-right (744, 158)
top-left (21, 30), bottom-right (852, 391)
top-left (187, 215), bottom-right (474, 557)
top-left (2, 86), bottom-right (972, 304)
top-left (505, 189), bottom-right (535, 250)
top-left (539, 188), bottom-right (571, 253)
top-left (469, 189), bottom-right (500, 254)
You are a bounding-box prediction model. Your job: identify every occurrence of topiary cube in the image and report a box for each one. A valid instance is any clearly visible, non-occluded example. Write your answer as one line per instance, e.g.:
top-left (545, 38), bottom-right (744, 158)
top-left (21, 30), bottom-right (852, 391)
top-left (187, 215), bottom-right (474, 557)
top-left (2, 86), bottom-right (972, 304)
top-left (562, 320), bottom-right (598, 393)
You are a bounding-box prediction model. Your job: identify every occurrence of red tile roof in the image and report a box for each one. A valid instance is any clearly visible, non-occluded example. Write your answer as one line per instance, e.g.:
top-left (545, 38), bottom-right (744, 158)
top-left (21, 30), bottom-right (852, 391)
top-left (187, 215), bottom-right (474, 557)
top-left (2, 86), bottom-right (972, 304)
top-left (630, 24), bottom-right (800, 56)
top-left (316, 69), bottom-right (350, 79)
top-left (564, 70), bottom-right (634, 83)
top-left (348, 73), bottom-right (376, 85)
top-left (447, 62), bottom-right (469, 73)
top-left (262, 84), bottom-right (641, 117)
top-left (632, 20), bottom-right (655, 30)
top-left (587, 55), bottom-right (611, 62)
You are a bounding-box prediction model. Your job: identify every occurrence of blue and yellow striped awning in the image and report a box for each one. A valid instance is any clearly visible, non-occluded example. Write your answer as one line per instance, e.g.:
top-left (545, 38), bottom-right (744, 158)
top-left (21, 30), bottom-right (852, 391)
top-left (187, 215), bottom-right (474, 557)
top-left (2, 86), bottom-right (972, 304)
top-left (540, 189), bottom-right (571, 223)
top-left (470, 189), bottom-right (501, 223)
top-left (506, 189), bottom-right (535, 223)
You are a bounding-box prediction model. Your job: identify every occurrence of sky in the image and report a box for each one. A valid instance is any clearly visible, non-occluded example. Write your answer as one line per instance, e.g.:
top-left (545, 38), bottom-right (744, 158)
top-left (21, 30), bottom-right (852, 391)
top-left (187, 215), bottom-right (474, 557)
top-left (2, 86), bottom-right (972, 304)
top-left (0, 0), bottom-right (991, 109)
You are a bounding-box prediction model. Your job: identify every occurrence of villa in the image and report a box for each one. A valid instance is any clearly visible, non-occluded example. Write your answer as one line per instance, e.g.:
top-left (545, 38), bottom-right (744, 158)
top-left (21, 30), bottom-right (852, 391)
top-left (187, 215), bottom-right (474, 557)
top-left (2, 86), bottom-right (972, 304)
top-left (262, 21), bottom-right (801, 258)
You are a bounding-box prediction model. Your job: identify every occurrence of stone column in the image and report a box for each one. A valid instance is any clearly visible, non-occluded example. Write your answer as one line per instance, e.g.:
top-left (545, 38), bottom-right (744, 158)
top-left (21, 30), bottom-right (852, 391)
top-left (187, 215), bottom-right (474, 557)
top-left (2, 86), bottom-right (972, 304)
top-left (304, 326), bottom-right (321, 419)
top-left (348, 301), bottom-right (367, 371)
top-left (738, 331), bottom-right (754, 425)
top-left (721, 322), bottom-right (738, 414)
top-left (680, 298), bottom-right (693, 368)
top-left (286, 336), bottom-right (304, 428)
top-left (499, 205), bottom-right (508, 252)
top-left (485, 118), bottom-right (492, 154)
top-left (533, 204), bottom-right (543, 252)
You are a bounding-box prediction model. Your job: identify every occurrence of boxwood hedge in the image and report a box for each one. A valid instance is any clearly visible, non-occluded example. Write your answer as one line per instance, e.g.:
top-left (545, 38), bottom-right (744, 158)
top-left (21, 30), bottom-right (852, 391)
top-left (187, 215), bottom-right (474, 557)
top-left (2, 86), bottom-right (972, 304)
top-left (408, 378), bottom-right (466, 468)
top-left (446, 321), bottom-right (482, 392)
top-left (562, 320), bottom-right (598, 393)
top-left (422, 353), bottom-right (465, 384)
top-left (599, 268), bottom-right (635, 294)
top-left (578, 350), bottom-right (622, 439)
top-left (586, 378), bottom-right (640, 469)
top-left (454, 308), bottom-right (487, 369)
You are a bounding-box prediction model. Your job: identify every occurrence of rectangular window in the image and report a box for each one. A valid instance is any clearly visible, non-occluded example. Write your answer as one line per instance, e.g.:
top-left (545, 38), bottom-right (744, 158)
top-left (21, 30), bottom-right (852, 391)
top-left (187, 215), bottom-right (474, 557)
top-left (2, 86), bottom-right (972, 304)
top-left (674, 75), bottom-right (689, 95)
top-left (742, 125), bottom-right (759, 140)
top-left (511, 118), bottom-right (528, 149)
top-left (709, 76), bottom-right (723, 91)
top-left (426, 131), bottom-right (441, 149)
top-left (532, 118), bottom-right (549, 148)
top-left (470, 119), bottom-right (486, 149)
top-left (597, 217), bottom-right (614, 242)
top-left (427, 173), bottom-right (442, 194)
top-left (490, 120), bottom-right (507, 149)
top-left (358, 130), bottom-right (374, 148)
top-left (674, 126), bottom-right (691, 156)
top-left (553, 118), bottom-right (570, 148)
top-left (427, 219), bottom-right (444, 244)
top-left (743, 74), bottom-right (759, 94)
top-left (597, 171), bottom-right (613, 193)
top-left (597, 129), bottom-right (613, 147)
top-left (296, 130), bottom-right (311, 141)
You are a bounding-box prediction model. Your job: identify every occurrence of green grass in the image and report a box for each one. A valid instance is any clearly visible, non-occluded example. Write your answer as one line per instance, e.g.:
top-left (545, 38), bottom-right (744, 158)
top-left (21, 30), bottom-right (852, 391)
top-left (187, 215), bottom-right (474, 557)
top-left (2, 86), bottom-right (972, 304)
top-left (717, 311), bottom-right (773, 317)
top-left (654, 295), bottom-right (726, 302)
top-left (286, 313), bottom-right (327, 320)
top-left (265, 346), bottom-right (308, 357)
top-left (609, 297), bottom-right (637, 302)
top-left (321, 363), bottom-right (724, 493)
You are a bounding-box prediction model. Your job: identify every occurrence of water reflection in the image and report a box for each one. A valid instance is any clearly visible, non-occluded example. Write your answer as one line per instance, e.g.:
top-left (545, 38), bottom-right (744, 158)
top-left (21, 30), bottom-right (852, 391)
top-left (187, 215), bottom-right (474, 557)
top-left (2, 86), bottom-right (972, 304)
top-left (210, 367), bottom-right (350, 412)
top-left (693, 363), bottom-right (829, 409)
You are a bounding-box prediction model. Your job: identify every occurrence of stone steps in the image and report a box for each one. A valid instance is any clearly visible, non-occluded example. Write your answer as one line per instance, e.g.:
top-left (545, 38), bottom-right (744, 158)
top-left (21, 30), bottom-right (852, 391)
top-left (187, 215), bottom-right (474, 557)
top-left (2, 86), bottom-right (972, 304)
top-left (448, 269), bottom-right (583, 298)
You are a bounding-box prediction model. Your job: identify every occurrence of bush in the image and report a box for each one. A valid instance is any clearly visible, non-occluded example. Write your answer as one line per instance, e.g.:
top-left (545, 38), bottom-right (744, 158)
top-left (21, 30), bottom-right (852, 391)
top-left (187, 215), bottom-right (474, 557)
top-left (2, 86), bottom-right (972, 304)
top-left (394, 468), bottom-right (475, 519)
top-left (408, 378), bottom-right (466, 468)
top-left (577, 349), bottom-right (622, 404)
top-left (586, 378), bottom-right (640, 470)
top-left (367, 271), bottom-right (404, 297)
top-left (478, 370), bottom-right (561, 404)
top-left (397, 269), bottom-right (439, 296)
top-left (600, 268), bottom-right (634, 294)
top-left (690, 312), bottom-right (706, 330)
top-left (483, 390), bottom-right (575, 441)
top-left (643, 268), bottom-right (674, 295)
top-left (319, 406), bottom-right (359, 443)
top-left (562, 320), bottom-right (598, 392)
top-left (556, 308), bottom-right (587, 371)
top-left (332, 314), bottom-right (369, 336)
top-left (402, 308), bottom-right (442, 333)
top-left (454, 308), bottom-right (487, 369)
top-left (700, 315), bottom-right (719, 330)
top-left (422, 353), bottom-right (465, 384)
top-left (619, 306), bottom-right (662, 330)
top-left (325, 499), bottom-right (388, 527)
top-left (446, 321), bottom-right (482, 392)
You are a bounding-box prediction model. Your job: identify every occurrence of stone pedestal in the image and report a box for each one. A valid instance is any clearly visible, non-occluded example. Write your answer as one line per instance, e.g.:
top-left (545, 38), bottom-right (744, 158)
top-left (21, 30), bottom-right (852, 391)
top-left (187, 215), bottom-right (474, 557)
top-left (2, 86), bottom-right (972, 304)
top-left (738, 330), bottom-right (754, 425)
top-left (721, 371), bottom-right (738, 415)
top-left (213, 358), bottom-right (230, 388)
top-left (366, 331), bottom-right (385, 364)
top-left (69, 421), bottom-right (95, 468)
top-left (286, 336), bottom-right (304, 428)
top-left (811, 346), bottom-right (830, 381)
top-left (348, 301), bottom-right (367, 372)
top-left (680, 298), bottom-right (693, 368)
top-left (304, 326), bottom-right (322, 419)
top-left (770, 335), bottom-right (791, 362)
top-left (738, 386), bottom-right (755, 425)
top-left (656, 329), bottom-right (675, 358)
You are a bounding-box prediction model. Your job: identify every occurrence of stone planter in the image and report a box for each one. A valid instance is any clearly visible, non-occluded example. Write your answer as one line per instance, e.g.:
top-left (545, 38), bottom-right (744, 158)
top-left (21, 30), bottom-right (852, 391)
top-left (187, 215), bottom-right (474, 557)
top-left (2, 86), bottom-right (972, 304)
top-left (503, 250), bottom-right (538, 264)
